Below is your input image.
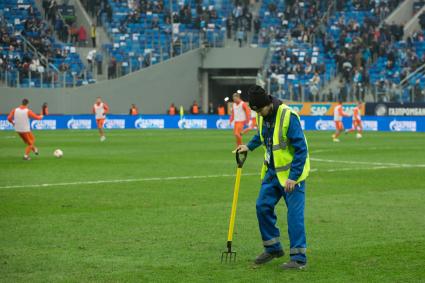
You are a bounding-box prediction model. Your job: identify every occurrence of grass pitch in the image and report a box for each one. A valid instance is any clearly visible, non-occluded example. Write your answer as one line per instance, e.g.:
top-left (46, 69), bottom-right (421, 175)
top-left (0, 129), bottom-right (424, 282)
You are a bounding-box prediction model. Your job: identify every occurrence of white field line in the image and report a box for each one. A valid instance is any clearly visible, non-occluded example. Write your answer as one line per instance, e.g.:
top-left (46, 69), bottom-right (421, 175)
top-left (311, 158), bottom-right (425, 168)
top-left (324, 165), bottom-right (404, 172)
top-left (0, 162), bottom-right (422, 190)
top-left (0, 173), bottom-right (259, 189)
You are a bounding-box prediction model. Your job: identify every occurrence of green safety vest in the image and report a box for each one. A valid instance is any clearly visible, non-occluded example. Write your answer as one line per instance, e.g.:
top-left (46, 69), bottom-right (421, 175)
top-left (258, 104), bottom-right (310, 185)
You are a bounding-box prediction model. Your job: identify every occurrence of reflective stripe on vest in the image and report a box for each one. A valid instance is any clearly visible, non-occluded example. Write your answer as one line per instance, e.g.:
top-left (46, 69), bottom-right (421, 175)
top-left (272, 108), bottom-right (288, 151)
top-left (275, 163), bottom-right (291, 172)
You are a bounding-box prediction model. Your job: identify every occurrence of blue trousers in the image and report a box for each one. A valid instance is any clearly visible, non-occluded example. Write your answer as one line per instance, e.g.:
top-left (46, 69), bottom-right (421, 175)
top-left (256, 169), bottom-right (307, 263)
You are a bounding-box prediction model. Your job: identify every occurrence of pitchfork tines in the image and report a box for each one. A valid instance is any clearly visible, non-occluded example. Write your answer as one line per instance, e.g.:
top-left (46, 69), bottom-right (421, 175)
top-left (221, 241), bottom-right (236, 263)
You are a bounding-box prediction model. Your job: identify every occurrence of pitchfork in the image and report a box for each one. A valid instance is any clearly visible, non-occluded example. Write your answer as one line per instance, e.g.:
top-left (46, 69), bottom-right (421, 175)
top-left (221, 150), bottom-right (247, 263)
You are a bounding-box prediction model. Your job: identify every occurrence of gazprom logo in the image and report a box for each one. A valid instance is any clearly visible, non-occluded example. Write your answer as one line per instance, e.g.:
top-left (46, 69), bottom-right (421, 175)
top-left (310, 104), bottom-right (331, 116)
top-left (104, 119), bottom-right (125, 129)
top-left (178, 118), bottom-right (207, 129)
top-left (216, 119), bottom-right (231, 129)
top-left (67, 118), bottom-right (91, 129)
top-left (363, 121), bottom-right (378, 131)
top-left (31, 120), bottom-right (56, 130)
top-left (389, 120), bottom-right (416, 132)
top-left (315, 120), bottom-right (335, 130)
top-left (0, 120), bottom-right (14, 130)
top-left (135, 118), bottom-right (164, 129)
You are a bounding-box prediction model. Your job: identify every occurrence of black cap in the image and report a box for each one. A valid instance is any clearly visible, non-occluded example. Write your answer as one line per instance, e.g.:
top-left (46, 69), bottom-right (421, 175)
top-left (247, 85), bottom-right (271, 111)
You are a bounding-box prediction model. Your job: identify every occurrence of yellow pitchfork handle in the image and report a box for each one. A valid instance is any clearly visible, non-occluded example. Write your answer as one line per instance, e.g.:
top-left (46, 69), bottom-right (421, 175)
top-left (227, 166), bottom-right (242, 242)
top-left (226, 150), bottom-right (247, 246)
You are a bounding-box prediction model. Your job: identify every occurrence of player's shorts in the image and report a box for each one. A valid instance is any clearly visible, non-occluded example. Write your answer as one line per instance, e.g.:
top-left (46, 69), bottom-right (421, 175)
top-left (96, 118), bottom-right (105, 129)
top-left (233, 121), bottom-right (244, 135)
top-left (335, 121), bottom-right (344, 131)
top-left (353, 119), bottom-right (362, 128)
top-left (18, 132), bottom-right (35, 145)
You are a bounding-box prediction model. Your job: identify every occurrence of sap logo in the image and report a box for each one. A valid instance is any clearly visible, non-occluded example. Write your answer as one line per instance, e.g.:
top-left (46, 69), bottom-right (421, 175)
top-left (31, 120), bottom-right (56, 130)
top-left (389, 120), bottom-right (416, 132)
top-left (178, 118), bottom-right (207, 129)
top-left (104, 119), bottom-right (125, 129)
top-left (342, 104), bottom-right (357, 116)
top-left (67, 119), bottom-right (91, 129)
top-left (300, 120), bottom-right (305, 130)
top-left (315, 120), bottom-right (335, 130)
top-left (310, 104), bottom-right (331, 116)
top-left (135, 118), bottom-right (164, 129)
top-left (288, 104), bottom-right (303, 114)
top-left (216, 119), bottom-right (231, 129)
top-left (0, 120), bottom-right (14, 130)
top-left (363, 121), bottom-right (378, 131)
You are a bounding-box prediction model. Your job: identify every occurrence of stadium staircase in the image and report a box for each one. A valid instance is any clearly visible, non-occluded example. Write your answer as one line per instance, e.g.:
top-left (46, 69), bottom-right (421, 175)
top-left (223, 0), bottom-right (262, 48)
top-left (72, 0), bottom-right (110, 81)
top-left (33, 0), bottom-right (110, 82)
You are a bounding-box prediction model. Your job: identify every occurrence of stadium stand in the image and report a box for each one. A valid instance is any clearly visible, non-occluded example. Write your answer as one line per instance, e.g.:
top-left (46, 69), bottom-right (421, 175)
top-left (261, 0), bottom-right (405, 101)
top-left (99, 0), bottom-right (229, 76)
top-left (0, 0), bottom-right (92, 88)
top-left (259, 0), bottom-right (336, 100)
top-left (1, 0), bottom-right (423, 102)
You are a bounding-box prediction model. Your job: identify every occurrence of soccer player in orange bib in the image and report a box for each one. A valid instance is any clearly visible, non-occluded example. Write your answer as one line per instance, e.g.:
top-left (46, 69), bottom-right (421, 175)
top-left (332, 101), bottom-right (349, 142)
top-left (93, 97), bottom-right (109, 142)
top-left (229, 91), bottom-right (250, 146)
top-left (7, 98), bottom-right (43, 160)
top-left (346, 101), bottom-right (363, 138)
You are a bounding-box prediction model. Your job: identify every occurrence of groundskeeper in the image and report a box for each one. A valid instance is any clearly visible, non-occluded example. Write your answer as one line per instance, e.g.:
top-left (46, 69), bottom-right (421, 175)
top-left (236, 85), bottom-right (310, 270)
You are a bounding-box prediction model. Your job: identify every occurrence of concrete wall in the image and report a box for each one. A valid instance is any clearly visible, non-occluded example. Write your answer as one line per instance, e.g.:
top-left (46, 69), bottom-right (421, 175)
top-left (0, 47), bottom-right (266, 114)
top-left (0, 50), bottom-right (203, 114)
top-left (202, 47), bottom-right (267, 69)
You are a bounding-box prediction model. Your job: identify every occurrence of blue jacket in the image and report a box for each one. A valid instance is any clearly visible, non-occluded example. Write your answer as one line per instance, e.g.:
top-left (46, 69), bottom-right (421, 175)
top-left (247, 97), bottom-right (308, 181)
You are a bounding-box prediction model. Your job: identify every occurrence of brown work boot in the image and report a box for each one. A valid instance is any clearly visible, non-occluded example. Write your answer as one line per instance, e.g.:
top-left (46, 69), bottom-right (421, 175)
top-left (254, 250), bottom-right (284, 265)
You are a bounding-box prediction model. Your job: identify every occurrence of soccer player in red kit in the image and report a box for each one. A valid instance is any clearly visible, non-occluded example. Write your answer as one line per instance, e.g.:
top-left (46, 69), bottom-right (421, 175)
top-left (7, 98), bottom-right (43, 160)
top-left (93, 97), bottom-right (109, 141)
